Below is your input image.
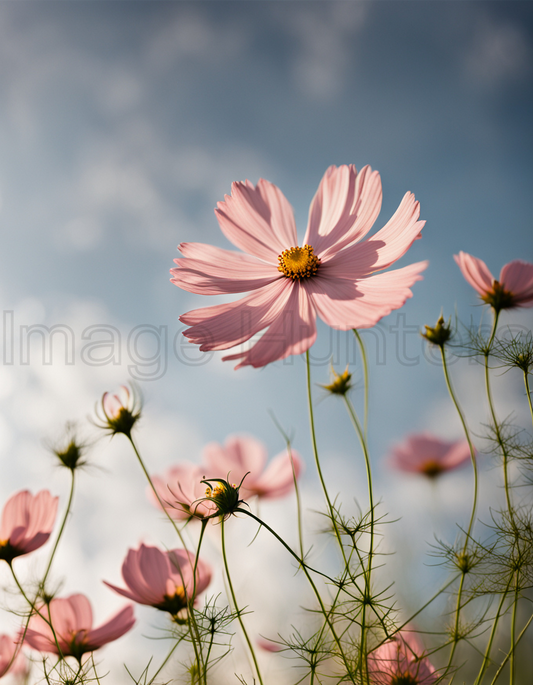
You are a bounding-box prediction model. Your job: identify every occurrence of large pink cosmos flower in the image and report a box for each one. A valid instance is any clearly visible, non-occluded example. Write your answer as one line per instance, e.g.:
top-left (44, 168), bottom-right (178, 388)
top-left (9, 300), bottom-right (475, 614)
top-left (25, 594), bottom-right (134, 661)
top-left (0, 634), bottom-right (27, 679)
top-left (368, 631), bottom-right (438, 684)
top-left (389, 434), bottom-right (472, 479)
top-left (203, 435), bottom-right (303, 499)
top-left (104, 543), bottom-right (212, 616)
top-left (0, 490), bottom-right (58, 564)
top-left (171, 165), bottom-right (427, 368)
top-left (455, 252), bottom-right (533, 312)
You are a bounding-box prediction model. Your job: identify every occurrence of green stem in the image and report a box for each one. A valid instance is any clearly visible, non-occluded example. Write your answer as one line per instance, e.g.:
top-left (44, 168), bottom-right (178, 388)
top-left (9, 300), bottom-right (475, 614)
top-left (220, 517), bottom-right (264, 685)
top-left (524, 371), bottom-right (533, 430)
top-left (489, 612), bottom-right (533, 685)
top-left (473, 579), bottom-right (513, 685)
top-left (237, 508), bottom-right (357, 682)
top-left (343, 395), bottom-right (374, 685)
top-left (510, 579), bottom-right (519, 685)
top-left (306, 351), bottom-right (348, 566)
top-left (353, 330), bottom-right (369, 439)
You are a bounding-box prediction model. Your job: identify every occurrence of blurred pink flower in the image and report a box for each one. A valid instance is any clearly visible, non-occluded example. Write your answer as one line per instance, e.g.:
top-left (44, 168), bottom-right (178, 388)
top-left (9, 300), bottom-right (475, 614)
top-left (25, 594), bottom-right (134, 661)
top-left (172, 164), bottom-right (427, 368)
top-left (256, 636), bottom-right (283, 653)
top-left (104, 543), bottom-right (212, 616)
top-left (454, 251), bottom-right (533, 311)
top-left (389, 434), bottom-right (472, 478)
top-left (368, 631), bottom-right (438, 684)
top-left (0, 634), bottom-right (27, 679)
top-left (202, 435), bottom-right (303, 499)
top-left (150, 463), bottom-right (218, 520)
top-left (0, 490), bottom-right (58, 563)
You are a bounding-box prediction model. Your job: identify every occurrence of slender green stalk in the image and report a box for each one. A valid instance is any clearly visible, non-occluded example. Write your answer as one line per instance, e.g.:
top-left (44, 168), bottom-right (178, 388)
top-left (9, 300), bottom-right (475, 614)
top-left (510, 579), bottom-right (519, 685)
top-left (473, 579), bottom-right (513, 685)
top-left (147, 639), bottom-right (183, 685)
top-left (524, 371), bottom-right (533, 430)
top-left (439, 344), bottom-right (478, 674)
top-left (489, 611), bottom-right (533, 685)
top-left (220, 518), bottom-right (264, 685)
top-left (306, 351), bottom-right (348, 566)
top-left (237, 508), bottom-right (357, 683)
top-left (343, 395), bottom-right (374, 685)
top-left (126, 435), bottom-right (205, 683)
top-left (353, 330), bottom-right (369, 439)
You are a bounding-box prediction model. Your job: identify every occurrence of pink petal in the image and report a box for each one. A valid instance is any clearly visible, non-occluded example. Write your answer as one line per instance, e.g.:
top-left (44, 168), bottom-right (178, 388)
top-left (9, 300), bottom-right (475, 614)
top-left (171, 242), bottom-right (280, 295)
top-left (309, 262), bottom-right (428, 331)
top-left (121, 545), bottom-right (169, 604)
top-left (250, 449), bottom-right (304, 499)
top-left (64, 595), bottom-right (93, 632)
top-left (222, 281), bottom-right (317, 369)
top-left (304, 165), bottom-right (383, 258)
top-left (180, 278), bottom-right (294, 352)
top-left (215, 179), bottom-right (297, 261)
top-left (326, 192), bottom-right (424, 275)
top-left (202, 435), bottom-right (268, 486)
top-left (500, 260), bottom-right (533, 306)
top-left (85, 605), bottom-right (135, 650)
top-left (454, 251), bottom-right (494, 296)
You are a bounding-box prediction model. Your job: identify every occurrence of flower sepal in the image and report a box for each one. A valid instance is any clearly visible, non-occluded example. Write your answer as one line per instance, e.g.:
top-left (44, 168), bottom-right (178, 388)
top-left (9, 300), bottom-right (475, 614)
top-left (421, 315), bottom-right (452, 347)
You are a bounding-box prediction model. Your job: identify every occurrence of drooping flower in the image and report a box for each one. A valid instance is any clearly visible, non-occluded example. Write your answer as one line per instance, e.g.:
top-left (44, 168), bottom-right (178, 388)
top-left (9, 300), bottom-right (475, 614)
top-left (150, 463), bottom-right (218, 521)
top-left (0, 490), bottom-right (58, 564)
top-left (96, 384), bottom-right (141, 437)
top-left (0, 634), bottom-right (27, 679)
top-left (171, 165), bottom-right (427, 368)
top-left (25, 594), bottom-right (134, 662)
top-left (202, 435), bottom-right (303, 500)
top-left (104, 544), bottom-right (212, 618)
top-left (389, 434), bottom-right (472, 478)
top-left (368, 631), bottom-right (438, 684)
top-left (454, 252), bottom-right (533, 312)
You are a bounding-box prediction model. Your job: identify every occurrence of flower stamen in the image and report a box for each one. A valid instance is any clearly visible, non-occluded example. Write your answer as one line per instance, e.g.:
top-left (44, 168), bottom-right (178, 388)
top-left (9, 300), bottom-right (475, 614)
top-left (278, 245), bottom-right (320, 280)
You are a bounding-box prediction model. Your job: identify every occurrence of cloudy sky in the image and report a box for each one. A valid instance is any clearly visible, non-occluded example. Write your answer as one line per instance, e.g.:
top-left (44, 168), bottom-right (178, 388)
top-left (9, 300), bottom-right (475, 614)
top-left (0, 1), bottom-right (532, 682)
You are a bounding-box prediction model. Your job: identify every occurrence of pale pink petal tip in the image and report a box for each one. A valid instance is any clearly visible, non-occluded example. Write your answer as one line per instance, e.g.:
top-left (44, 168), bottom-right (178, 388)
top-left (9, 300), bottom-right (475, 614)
top-left (173, 164), bottom-right (427, 369)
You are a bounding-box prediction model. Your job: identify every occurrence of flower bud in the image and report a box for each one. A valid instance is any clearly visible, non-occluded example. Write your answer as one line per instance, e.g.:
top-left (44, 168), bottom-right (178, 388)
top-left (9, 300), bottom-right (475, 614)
top-left (320, 365), bottom-right (352, 396)
top-left (201, 477), bottom-right (247, 520)
top-left (421, 316), bottom-right (452, 347)
top-left (49, 423), bottom-right (87, 471)
top-left (96, 385), bottom-right (141, 437)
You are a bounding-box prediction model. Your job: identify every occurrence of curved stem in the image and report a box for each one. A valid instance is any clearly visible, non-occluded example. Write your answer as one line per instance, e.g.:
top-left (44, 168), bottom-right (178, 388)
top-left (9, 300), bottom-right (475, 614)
top-left (237, 508), bottom-right (357, 682)
top-left (306, 351), bottom-right (348, 566)
top-left (220, 517), bottom-right (264, 685)
top-left (343, 395), bottom-right (374, 684)
top-left (524, 371), bottom-right (533, 430)
top-left (353, 330), bottom-right (369, 439)
top-left (473, 579), bottom-right (513, 685)
top-left (489, 611), bottom-right (533, 685)
top-left (510, 578), bottom-right (519, 685)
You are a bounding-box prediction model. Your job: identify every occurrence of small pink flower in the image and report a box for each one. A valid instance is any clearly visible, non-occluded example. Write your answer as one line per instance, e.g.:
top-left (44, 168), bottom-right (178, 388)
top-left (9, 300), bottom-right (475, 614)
top-left (0, 634), bottom-right (27, 679)
top-left (256, 636), bottom-right (283, 653)
top-left (368, 631), bottom-right (438, 684)
top-left (96, 384), bottom-right (141, 436)
top-left (150, 463), bottom-right (218, 520)
top-left (455, 252), bottom-right (533, 311)
top-left (104, 543), bottom-right (212, 616)
top-left (25, 594), bottom-right (134, 661)
top-left (202, 435), bottom-right (303, 499)
top-left (171, 164), bottom-right (427, 368)
top-left (389, 434), bottom-right (472, 478)
top-left (0, 490), bottom-right (58, 563)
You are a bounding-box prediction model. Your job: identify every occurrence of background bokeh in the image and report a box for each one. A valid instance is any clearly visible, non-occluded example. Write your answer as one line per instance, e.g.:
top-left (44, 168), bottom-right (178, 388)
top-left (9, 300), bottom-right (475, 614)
top-left (0, 1), bottom-right (532, 682)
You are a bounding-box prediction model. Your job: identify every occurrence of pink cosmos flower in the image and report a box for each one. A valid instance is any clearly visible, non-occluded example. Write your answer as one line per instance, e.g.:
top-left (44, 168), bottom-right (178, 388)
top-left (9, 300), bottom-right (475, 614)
top-left (97, 384), bottom-right (141, 436)
top-left (104, 543), bottom-right (212, 616)
top-left (0, 490), bottom-right (58, 563)
top-left (389, 434), bottom-right (472, 478)
top-left (171, 164), bottom-right (427, 368)
top-left (150, 463), bottom-right (218, 520)
top-left (454, 252), bottom-right (533, 311)
top-left (0, 634), bottom-right (27, 679)
top-left (368, 631), bottom-right (438, 684)
top-left (202, 435), bottom-right (303, 499)
top-left (25, 594), bottom-right (134, 661)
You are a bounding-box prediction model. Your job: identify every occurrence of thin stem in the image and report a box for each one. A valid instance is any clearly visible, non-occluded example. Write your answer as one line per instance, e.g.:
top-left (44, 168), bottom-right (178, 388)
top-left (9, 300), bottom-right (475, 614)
top-left (489, 611), bottom-right (533, 685)
top-left (343, 395), bottom-right (374, 685)
top-left (306, 351), bottom-right (348, 566)
top-left (353, 330), bottom-right (369, 439)
top-left (220, 517), bottom-right (264, 685)
top-left (147, 639), bottom-right (183, 685)
top-left (237, 508), bottom-right (357, 683)
top-left (510, 579), bottom-right (519, 685)
top-left (473, 579), bottom-right (513, 685)
top-left (524, 371), bottom-right (533, 430)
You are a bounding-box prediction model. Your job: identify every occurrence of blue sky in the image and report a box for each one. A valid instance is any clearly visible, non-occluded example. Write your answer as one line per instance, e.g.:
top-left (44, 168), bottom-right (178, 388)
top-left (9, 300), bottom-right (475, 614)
top-left (0, 1), bottom-right (532, 681)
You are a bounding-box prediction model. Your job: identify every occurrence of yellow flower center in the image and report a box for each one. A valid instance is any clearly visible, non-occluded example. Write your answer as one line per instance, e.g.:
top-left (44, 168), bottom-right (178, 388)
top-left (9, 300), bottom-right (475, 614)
top-left (421, 459), bottom-right (444, 478)
top-left (278, 245), bottom-right (320, 280)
